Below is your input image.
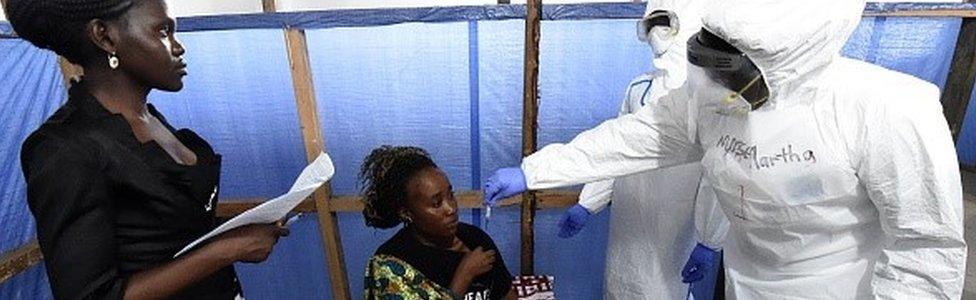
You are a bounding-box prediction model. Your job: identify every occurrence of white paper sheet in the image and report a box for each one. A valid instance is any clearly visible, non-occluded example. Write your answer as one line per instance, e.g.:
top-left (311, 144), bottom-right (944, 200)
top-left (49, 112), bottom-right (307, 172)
top-left (174, 152), bottom-right (334, 257)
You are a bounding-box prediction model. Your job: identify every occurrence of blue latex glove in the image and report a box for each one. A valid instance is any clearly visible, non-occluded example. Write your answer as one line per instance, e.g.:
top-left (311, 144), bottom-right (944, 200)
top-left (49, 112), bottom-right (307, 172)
top-left (557, 204), bottom-right (591, 238)
top-left (483, 167), bottom-right (528, 206)
top-left (681, 243), bottom-right (719, 283)
top-left (688, 267), bottom-right (719, 300)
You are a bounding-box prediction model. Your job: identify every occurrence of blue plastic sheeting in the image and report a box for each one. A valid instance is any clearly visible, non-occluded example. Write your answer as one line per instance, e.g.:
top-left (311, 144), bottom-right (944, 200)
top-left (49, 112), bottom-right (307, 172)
top-left (842, 17), bottom-right (973, 165)
top-left (864, 2), bottom-right (976, 13)
top-left (171, 2), bottom-right (976, 33)
top-left (0, 39), bottom-right (64, 254)
top-left (4, 1), bottom-right (970, 36)
top-left (1, 11), bottom-right (975, 300)
top-left (0, 39), bottom-right (63, 300)
top-left (2, 2), bottom-right (975, 38)
top-left (476, 19), bottom-right (525, 189)
top-left (957, 84), bottom-right (976, 166)
top-left (306, 22), bottom-right (474, 195)
top-left (468, 21), bottom-right (485, 225)
top-left (149, 29), bottom-right (308, 199)
top-left (843, 17), bottom-right (961, 90)
top-left (128, 2), bottom-right (976, 33)
top-left (476, 19), bottom-right (652, 186)
top-left (170, 3), bottom-right (645, 33)
top-left (538, 20), bottom-right (653, 148)
top-left (234, 215), bottom-right (331, 299)
top-left (0, 22), bottom-right (12, 37)
top-left (0, 264), bottom-right (52, 300)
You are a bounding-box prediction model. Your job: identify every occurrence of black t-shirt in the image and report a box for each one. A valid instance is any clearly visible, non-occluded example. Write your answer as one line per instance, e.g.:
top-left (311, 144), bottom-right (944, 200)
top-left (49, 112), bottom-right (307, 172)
top-left (20, 82), bottom-right (240, 299)
top-left (375, 223), bottom-right (513, 300)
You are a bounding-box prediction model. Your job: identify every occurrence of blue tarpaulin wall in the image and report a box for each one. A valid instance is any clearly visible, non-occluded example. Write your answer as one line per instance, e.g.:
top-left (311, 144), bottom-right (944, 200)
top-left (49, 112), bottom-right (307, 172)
top-left (1, 3), bottom-right (974, 299)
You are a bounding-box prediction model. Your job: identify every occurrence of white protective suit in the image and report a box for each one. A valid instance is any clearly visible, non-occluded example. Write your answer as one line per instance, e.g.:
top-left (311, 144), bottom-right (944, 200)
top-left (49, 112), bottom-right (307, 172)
top-left (575, 1), bottom-right (728, 299)
top-left (522, 0), bottom-right (966, 298)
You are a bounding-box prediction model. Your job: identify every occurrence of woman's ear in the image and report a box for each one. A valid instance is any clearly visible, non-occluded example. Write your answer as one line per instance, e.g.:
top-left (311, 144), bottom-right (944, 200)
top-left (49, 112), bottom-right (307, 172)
top-left (86, 19), bottom-right (119, 56)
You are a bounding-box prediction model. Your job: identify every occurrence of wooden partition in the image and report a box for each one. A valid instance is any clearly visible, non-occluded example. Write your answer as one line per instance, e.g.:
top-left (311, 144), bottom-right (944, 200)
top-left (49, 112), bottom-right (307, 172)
top-left (0, 241), bottom-right (40, 284)
top-left (944, 15), bottom-right (976, 141)
top-left (519, 0), bottom-right (542, 276)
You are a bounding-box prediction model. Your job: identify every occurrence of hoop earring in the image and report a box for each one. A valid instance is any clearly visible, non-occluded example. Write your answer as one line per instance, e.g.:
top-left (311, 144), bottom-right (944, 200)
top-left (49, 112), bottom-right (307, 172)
top-left (402, 216), bottom-right (413, 225)
top-left (108, 52), bottom-right (120, 69)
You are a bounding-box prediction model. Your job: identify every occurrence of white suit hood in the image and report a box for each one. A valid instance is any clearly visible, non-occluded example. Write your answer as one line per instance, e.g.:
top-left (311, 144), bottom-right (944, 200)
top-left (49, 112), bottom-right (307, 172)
top-left (702, 0), bottom-right (866, 108)
top-left (646, 0), bottom-right (705, 90)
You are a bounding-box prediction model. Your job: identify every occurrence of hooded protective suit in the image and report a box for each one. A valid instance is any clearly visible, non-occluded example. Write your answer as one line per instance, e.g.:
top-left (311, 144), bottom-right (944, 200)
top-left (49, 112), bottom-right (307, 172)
top-left (570, 1), bottom-right (728, 298)
top-left (516, 0), bottom-right (966, 298)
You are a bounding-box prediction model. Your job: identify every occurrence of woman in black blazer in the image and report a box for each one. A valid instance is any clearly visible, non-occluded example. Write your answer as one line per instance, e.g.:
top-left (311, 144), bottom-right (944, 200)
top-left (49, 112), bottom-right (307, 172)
top-left (8, 0), bottom-right (289, 298)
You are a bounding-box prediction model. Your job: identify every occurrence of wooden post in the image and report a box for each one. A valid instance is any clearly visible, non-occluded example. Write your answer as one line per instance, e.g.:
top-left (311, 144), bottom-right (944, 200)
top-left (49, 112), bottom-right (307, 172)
top-left (0, 241), bottom-right (42, 284)
top-left (941, 14), bottom-right (976, 141)
top-left (261, 0), bottom-right (277, 13)
top-left (520, 0), bottom-right (542, 276)
top-left (283, 28), bottom-right (351, 300)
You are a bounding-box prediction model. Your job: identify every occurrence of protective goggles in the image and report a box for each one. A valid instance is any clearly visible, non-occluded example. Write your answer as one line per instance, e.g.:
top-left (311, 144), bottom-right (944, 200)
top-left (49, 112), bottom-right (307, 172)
top-left (686, 29), bottom-right (749, 72)
top-left (637, 10), bottom-right (678, 42)
top-left (687, 30), bottom-right (767, 108)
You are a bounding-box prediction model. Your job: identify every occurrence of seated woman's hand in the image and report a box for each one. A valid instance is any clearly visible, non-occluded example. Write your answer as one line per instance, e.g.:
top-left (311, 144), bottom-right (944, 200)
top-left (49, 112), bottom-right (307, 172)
top-left (458, 247), bottom-right (496, 279)
top-left (212, 223), bottom-right (290, 263)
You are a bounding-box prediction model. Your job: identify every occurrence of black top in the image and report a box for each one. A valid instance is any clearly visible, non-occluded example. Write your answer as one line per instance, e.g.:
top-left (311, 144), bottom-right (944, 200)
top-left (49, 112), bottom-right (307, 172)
top-left (375, 223), bottom-right (512, 300)
top-left (20, 82), bottom-right (240, 300)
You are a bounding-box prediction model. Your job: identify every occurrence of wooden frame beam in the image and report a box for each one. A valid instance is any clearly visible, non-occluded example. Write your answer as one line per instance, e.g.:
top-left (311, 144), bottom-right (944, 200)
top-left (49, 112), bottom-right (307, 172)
top-left (261, 0), bottom-right (277, 14)
top-left (521, 0), bottom-right (542, 276)
top-left (942, 17), bottom-right (976, 141)
top-left (283, 27), bottom-right (351, 300)
top-left (0, 241), bottom-right (42, 284)
top-left (214, 191), bottom-right (579, 217)
top-left (1, 191), bottom-right (580, 285)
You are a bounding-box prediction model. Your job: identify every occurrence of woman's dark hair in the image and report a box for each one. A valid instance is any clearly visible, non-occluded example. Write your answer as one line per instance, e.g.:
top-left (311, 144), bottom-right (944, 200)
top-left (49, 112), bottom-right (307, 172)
top-left (4, 0), bottom-right (134, 64)
top-left (359, 145), bottom-right (437, 229)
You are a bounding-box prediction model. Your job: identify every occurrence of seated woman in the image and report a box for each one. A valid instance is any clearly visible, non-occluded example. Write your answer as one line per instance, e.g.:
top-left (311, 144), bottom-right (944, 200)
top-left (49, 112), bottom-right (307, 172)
top-left (361, 146), bottom-right (516, 300)
top-left (10, 0), bottom-right (288, 298)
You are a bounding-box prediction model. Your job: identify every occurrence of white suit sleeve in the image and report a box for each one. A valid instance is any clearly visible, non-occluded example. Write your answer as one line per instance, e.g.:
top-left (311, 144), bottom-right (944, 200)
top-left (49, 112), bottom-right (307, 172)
top-left (522, 90), bottom-right (701, 190)
top-left (576, 78), bottom-right (651, 214)
top-left (522, 92), bottom-right (701, 189)
top-left (694, 175), bottom-right (728, 250)
top-left (857, 85), bottom-right (966, 299)
top-left (578, 179), bottom-right (613, 214)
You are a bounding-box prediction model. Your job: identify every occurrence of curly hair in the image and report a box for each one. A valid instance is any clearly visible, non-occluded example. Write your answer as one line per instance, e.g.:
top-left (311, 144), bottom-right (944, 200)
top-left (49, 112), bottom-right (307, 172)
top-left (4, 0), bottom-right (134, 64)
top-left (359, 145), bottom-right (437, 229)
